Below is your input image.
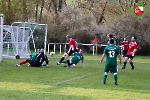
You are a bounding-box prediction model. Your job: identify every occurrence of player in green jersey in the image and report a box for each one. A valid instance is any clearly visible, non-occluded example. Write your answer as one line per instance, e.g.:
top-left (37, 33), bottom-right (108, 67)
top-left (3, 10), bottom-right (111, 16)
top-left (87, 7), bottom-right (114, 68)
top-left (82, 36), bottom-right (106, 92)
top-left (106, 33), bottom-right (119, 73)
top-left (60, 49), bottom-right (85, 68)
top-left (100, 39), bottom-right (122, 85)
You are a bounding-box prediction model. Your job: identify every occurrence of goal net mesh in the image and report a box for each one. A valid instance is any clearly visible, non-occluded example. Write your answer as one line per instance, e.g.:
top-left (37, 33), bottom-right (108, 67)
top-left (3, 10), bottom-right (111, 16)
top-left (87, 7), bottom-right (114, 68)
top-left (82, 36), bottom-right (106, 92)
top-left (3, 22), bottom-right (47, 59)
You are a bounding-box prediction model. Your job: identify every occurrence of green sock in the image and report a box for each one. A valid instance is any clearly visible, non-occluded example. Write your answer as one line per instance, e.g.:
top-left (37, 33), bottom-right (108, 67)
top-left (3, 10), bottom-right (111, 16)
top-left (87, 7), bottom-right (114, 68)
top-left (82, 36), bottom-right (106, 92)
top-left (61, 60), bottom-right (67, 63)
top-left (114, 74), bottom-right (118, 83)
top-left (103, 74), bottom-right (107, 83)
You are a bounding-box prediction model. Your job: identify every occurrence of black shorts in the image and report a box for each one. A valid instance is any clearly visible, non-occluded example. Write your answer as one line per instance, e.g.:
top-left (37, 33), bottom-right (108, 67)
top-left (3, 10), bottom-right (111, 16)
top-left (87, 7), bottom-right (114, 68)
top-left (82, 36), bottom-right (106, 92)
top-left (123, 50), bottom-right (128, 57)
top-left (67, 50), bottom-right (75, 56)
top-left (127, 55), bottom-right (134, 60)
top-left (27, 60), bottom-right (41, 67)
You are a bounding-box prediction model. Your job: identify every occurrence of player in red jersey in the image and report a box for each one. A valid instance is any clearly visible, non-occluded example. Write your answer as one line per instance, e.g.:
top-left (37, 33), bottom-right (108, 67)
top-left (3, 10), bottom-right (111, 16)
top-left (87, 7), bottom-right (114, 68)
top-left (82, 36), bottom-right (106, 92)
top-left (122, 37), bottom-right (138, 69)
top-left (121, 38), bottom-right (129, 57)
top-left (56, 34), bottom-right (77, 67)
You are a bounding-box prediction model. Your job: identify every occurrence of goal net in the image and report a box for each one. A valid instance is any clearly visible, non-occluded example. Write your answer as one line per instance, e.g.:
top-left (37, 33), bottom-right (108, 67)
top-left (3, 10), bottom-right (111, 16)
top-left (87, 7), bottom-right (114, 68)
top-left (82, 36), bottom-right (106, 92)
top-left (3, 22), bottom-right (48, 59)
top-left (0, 14), bottom-right (4, 61)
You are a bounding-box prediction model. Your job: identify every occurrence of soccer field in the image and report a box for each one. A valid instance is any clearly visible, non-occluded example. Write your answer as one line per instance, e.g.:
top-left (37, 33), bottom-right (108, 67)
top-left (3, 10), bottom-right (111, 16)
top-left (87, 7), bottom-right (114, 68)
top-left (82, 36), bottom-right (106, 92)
top-left (0, 54), bottom-right (150, 100)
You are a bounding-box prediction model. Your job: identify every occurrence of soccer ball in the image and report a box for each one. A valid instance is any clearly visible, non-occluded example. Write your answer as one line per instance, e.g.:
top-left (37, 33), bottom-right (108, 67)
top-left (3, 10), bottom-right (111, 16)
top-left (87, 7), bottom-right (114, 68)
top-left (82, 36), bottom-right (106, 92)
top-left (15, 55), bottom-right (20, 59)
top-left (50, 52), bottom-right (55, 56)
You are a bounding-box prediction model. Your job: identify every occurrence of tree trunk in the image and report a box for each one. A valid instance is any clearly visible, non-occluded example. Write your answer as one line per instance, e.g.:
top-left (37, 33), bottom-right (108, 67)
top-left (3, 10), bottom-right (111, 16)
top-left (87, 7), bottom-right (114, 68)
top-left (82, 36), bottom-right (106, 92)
top-left (58, 0), bottom-right (62, 12)
top-left (35, 0), bottom-right (40, 22)
top-left (47, 1), bottom-right (52, 11)
top-left (98, 0), bottom-right (108, 25)
top-left (39, 0), bottom-right (44, 23)
top-left (7, 0), bottom-right (11, 24)
top-left (52, 0), bottom-right (57, 13)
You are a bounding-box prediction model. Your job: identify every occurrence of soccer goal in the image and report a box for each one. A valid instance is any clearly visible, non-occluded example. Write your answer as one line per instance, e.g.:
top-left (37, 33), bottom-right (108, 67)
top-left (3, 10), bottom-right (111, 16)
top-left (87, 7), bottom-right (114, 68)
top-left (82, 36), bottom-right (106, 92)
top-left (0, 14), bottom-right (4, 61)
top-left (3, 22), bottom-right (48, 59)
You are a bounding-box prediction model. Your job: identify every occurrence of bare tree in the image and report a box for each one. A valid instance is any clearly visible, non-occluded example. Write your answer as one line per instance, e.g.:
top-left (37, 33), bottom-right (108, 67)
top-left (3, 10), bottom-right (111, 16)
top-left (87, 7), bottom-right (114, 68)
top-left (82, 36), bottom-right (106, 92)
top-left (52, 0), bottom-right (57, 13)
top-left (7, 0), bottom-right (11, 24)
top-left (39, 0), bottom-right (44, 22)
top-left (98, 0), bottom-right (108, 25)
top-left (35, 0), bottom-right (40, 22)
top-left (58, 0), bottom-right (62, 12)
top-left (47, 0), bottom-right (52, 11)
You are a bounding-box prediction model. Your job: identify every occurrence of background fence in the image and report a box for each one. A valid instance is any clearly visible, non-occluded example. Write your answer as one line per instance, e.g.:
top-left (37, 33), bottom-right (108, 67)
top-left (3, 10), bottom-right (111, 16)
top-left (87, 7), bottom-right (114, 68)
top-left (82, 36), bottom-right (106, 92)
top-left (47, 43), bottom-right (121, 55)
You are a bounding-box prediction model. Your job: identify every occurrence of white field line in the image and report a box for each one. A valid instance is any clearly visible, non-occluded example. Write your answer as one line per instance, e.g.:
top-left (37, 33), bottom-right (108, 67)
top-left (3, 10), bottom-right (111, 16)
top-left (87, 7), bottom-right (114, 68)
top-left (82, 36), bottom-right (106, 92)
top-left (54, 71), bottom-right (101, 85)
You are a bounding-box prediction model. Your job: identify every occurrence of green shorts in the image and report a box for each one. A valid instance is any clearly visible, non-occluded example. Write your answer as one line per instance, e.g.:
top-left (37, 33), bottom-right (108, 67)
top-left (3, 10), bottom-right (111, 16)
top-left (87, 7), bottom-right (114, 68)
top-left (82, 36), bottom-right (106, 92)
top-left (104, 64), bottom-right (117, 73)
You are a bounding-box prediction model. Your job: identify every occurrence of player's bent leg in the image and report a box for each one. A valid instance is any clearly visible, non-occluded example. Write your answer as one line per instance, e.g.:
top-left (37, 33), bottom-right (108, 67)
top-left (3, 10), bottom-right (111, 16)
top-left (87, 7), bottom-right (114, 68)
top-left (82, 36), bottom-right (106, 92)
top-left (57, 53), bottom-right (67, 65)
top-left (65, 56), bottom-right (71, 67)
top-left (16, 60), bottom-right (28, 67)
top-left (64, 61), bottom-right (73, 68)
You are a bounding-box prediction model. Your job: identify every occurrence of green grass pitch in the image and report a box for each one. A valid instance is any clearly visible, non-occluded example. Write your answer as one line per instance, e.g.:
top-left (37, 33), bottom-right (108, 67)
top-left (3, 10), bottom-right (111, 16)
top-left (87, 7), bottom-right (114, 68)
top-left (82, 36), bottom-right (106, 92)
top-left (0, 54), bottom-right (150, 100)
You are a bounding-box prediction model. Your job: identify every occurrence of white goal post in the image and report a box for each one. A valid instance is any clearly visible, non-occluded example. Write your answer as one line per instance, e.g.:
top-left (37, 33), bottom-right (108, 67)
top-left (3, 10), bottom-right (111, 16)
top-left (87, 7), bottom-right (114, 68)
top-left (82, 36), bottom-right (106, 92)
top-left (0, 14), bottom-right (4, 61)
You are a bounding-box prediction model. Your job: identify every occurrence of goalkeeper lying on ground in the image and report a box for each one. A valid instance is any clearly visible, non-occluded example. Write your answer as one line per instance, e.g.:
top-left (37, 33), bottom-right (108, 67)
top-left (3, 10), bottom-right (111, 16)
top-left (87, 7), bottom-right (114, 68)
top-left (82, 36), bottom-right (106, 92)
top-left (15, 49), bottom-right (49, 67)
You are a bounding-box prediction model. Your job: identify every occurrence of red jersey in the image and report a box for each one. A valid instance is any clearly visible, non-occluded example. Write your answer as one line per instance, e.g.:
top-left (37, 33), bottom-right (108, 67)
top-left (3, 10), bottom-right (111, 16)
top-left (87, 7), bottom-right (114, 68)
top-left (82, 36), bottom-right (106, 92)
top-left (127, 42), bottom-right (138, 56)
top-left (69, 38), bottom-right (76, 51)
top-left (122, 40), bottom-right (129, 50)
